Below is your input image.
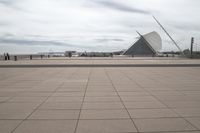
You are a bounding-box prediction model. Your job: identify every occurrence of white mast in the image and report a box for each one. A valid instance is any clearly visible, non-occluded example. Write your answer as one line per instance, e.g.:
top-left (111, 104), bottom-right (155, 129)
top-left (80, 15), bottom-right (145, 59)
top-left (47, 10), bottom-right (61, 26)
top-left (152, 16), bottom-right (184, 55)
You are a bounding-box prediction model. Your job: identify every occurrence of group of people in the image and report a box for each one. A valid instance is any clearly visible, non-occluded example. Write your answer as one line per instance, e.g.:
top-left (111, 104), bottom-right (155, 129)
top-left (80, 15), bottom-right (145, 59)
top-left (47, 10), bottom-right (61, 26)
top-left (3, 53), bottom-right (10, 60)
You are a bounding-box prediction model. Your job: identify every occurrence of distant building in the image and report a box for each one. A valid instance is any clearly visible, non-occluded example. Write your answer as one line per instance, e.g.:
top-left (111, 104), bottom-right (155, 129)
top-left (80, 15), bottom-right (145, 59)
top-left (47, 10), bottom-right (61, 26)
top-left (64, 51), bottom-right (77, 57)
top-left (123, 31), bottom-right (162, 56)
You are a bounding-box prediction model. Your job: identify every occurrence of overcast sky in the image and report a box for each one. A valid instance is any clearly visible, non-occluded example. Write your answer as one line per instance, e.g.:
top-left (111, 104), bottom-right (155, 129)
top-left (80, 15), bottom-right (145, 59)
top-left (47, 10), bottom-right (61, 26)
top-left (0, 0), bottom-right (200, 54)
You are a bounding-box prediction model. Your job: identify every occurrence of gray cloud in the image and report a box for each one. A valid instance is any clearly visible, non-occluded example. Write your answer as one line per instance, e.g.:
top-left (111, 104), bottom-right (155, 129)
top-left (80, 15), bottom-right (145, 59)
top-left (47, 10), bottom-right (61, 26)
top-left (0, 0), bottom-right (13, 5)
top-left (172, 23), bottom-right (200, 32)
top-left (0, 22), bottom-right (9, 26)
top-left (92, 0), bottom-right (150, 14)
top-left (0, 35), bottom-right (128, 52)
top-left (0, 0), bottom-right (25, 11)
top-left (95, 38), bottom-right (124, 42)
top-left (0, 0), bottom-right (19, 8)
top-left (0, 37), bottom-right (93, 49)
top-left (0, 38), bottom-right (68, 46)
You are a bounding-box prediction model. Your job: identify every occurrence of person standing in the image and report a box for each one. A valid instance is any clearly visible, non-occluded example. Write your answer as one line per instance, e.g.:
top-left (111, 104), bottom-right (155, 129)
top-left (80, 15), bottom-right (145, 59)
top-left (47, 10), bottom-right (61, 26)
top-left (4, 53), bottom-right (7, 60)
top-left (7, 53), bottom-right (10, 60)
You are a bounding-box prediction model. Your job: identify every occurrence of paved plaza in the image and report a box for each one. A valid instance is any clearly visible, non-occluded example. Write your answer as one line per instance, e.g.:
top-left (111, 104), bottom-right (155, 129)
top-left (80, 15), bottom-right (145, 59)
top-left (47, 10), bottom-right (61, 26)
top-left (0, 59), bottom-right (200, 133)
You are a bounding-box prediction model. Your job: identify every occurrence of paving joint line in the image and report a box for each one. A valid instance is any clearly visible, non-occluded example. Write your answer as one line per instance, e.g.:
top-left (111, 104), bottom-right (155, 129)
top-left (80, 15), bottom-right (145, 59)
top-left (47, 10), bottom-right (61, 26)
top-left (74, 68), bottom-right (91, 133)
top-left (10, 69), bottom-right (78, 133)
top-left (120, 69), bottom-right (200, 131)
top-left (104, 68), bottom-right (140, 133)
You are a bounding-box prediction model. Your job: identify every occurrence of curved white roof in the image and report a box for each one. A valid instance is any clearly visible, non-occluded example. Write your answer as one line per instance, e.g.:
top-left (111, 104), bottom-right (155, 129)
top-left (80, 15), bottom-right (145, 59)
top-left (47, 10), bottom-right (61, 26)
top-left (143, 31), bottom-right (162, 51)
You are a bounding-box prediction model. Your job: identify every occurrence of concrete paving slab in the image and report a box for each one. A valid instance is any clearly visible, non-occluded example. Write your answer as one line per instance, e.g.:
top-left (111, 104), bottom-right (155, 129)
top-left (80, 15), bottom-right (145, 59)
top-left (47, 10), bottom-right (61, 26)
top-left (164, 101), bottom-right (200, 108)
top-left (186, 117), bottom-right (200, 130)
top-left (82, 102), bottom-right (124, 109)
top-left (51, 92), bottom-right (84, 97)
top-left (0, 97), bottom-right (10, 103)
top-left (28, 110), bottom-right (80, 120)
top-left (134, 118), bottom-right (197, 132)
top-left (8, 97), bottom-right (47, 103)
top-left (85, 92), bottom-right (118, 97)
top-left (174, 108), bottom-right (200, 117)
top-left (46, 97), bottom-right (83, 102)
top-left (13, 120), bottom-right (77, 133)
top-left (121, 95), bottom-right (158, 102)
top-left (57, 88), bottom-right (85, 92)
top-left (0, 102), bottom-right (40, 111)
top-left (80, 109), bottom-right (129, 119)
top-left (0, 120), bottom-right (22, 133)
top-left (0, 103), bottom-right (40, 119)
top-left (16, 92), bottom-right (52, 97)
top-left (124, 101), bottom-right (167, 109)
top-left (128, 108), bottom-right (179, 118)
top-left (155, 95), bottom-right (195, 102)
top-left (118, 91), bottom-right (150, 96)
top-left (76, 119), bottom-right (137, 133)
top-left (84, 96), bottom-right (121, 102)
top-left (39, 102), bottom-right (82, 110)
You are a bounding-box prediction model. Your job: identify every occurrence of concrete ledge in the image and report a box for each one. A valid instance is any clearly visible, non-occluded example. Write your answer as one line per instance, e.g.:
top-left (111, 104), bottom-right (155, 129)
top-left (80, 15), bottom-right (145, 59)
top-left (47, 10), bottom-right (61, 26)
top-left (1, 64), bottom-right (200, 68)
